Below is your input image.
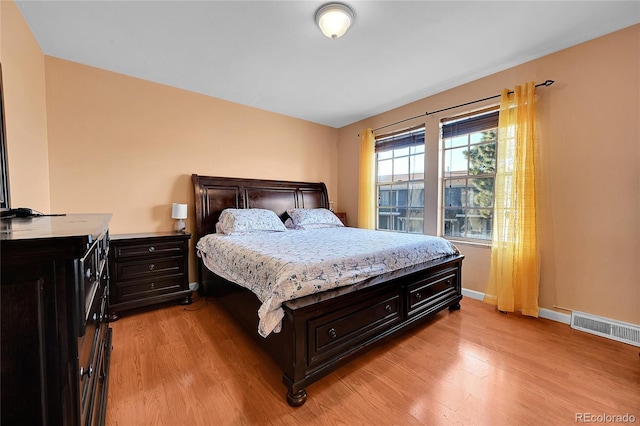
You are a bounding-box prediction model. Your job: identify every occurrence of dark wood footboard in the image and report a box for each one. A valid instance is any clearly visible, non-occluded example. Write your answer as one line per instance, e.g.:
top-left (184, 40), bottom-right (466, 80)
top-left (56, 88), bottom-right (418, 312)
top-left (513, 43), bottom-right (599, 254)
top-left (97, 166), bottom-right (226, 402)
top-left (199, 253), bottom-right (463, 406)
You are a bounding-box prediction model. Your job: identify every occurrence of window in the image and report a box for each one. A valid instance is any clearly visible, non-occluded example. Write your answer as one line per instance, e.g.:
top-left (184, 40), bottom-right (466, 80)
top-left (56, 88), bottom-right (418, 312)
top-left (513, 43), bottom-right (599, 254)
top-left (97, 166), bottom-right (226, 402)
top-left (375, 127), bottom-right (425, 233)
top-left (441, 110), bottom-right (498, 241)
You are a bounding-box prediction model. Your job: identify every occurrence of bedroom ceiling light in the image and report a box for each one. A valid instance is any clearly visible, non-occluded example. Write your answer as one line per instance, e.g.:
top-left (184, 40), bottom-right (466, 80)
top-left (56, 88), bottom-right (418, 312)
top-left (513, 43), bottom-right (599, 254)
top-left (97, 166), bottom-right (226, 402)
top-left (315, 3), bottom-right (354, 39)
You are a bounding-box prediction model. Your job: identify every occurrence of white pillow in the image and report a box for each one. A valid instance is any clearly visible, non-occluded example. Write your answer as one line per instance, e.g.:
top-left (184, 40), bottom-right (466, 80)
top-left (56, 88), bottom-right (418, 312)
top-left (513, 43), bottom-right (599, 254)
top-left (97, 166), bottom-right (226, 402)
top-left (286, 208), bottom-right (344, 229)
top-left (216, 208), bottom-right (287, 235)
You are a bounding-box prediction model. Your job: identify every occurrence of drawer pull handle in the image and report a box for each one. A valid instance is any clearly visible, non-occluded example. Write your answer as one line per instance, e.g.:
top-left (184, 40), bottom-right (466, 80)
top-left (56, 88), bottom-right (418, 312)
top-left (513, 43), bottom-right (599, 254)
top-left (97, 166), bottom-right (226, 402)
top-left (148, 246), bottom-right (155, 253)
top-left (148, 264), bottom-right (155, 271)
top-left (328, 328), bottom-right (337, 339)
top-left (385, 304), bottom-right (392, 313)
top-left (415, 292), bottom-right (422, 300)
top-left (150, 283), bottom-right (155, 290)
top-left (80, 365), bottom-right (93, 379)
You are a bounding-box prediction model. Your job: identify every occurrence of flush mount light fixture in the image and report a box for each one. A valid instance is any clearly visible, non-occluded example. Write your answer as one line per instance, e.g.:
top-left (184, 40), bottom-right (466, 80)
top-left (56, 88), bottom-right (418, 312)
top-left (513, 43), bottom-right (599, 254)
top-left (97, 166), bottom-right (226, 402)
top-left (315, 3), bottom-right (354, 39)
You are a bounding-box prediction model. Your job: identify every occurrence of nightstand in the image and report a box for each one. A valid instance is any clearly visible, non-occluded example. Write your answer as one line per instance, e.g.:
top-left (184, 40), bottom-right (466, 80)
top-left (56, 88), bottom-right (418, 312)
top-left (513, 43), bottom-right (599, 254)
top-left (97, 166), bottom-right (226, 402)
top-left (108, 232), bottom-right (191, 320)
top-left (334, 212), bottom-right (347, 226)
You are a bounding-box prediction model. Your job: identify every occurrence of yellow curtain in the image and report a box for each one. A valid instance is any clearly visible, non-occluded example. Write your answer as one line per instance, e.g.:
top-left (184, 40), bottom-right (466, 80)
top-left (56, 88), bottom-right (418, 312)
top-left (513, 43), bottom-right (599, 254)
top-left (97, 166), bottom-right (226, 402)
top-left (483, 82), bottom-right (540, 317)
top-left (358, 128), bottom-right (376, 229)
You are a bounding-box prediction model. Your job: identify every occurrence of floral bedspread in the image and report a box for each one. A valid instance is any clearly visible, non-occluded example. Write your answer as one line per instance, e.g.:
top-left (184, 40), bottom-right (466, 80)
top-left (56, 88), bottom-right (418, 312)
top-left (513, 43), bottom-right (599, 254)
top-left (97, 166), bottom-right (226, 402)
top-left (196, 227), bottom-right (459, 337)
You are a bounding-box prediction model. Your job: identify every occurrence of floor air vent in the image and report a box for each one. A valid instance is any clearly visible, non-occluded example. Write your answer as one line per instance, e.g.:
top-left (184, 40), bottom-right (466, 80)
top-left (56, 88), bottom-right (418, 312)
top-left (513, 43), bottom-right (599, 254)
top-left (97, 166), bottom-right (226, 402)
top-left (570, 311), bottom-right (640, 347)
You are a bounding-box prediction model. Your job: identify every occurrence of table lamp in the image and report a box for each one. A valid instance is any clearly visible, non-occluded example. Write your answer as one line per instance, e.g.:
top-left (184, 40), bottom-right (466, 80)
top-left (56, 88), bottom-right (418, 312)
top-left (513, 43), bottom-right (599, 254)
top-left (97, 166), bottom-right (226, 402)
top-left (171, 203), bottom-right (187, 233)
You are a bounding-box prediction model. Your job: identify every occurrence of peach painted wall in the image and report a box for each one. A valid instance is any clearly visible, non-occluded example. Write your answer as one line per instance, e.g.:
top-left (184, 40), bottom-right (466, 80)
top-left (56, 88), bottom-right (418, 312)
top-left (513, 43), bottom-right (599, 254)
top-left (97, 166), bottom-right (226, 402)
top-left (44, 57), bottom-right (338, 282)
top-left (0, 0), bottom-right (50, 211)
top-left (337, 25), bottom-right (640, 325)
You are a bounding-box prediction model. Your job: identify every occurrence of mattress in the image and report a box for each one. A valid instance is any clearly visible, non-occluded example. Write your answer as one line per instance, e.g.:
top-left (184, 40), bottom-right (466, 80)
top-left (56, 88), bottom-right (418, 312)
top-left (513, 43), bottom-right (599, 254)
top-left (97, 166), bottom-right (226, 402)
top-left (196, 227), bottom-right (459, 337)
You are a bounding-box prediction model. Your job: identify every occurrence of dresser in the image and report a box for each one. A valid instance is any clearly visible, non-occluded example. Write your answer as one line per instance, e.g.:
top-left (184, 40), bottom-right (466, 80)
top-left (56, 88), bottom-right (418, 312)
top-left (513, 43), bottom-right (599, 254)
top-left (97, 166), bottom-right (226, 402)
top-left (109, 232), bottom-right (191, 319)
top-left (1, 214), bottom-right (112, 426)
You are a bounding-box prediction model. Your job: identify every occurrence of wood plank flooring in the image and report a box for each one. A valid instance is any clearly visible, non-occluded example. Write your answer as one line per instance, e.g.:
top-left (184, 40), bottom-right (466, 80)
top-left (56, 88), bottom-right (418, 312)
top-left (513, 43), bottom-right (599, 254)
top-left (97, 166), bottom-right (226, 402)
top-left (106, 297), bottom-right (639, 425)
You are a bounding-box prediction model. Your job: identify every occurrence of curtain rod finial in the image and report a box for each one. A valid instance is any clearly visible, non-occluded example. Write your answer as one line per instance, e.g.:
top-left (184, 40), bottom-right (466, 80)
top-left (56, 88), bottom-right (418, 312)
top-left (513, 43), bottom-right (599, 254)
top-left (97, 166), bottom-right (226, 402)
top-left (544, 80), bottom-right (554, 86)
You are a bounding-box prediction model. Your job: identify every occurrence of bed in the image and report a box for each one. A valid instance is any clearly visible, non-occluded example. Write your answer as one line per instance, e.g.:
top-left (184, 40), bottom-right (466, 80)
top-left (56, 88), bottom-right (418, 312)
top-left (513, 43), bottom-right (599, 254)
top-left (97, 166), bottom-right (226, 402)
top-left (192, 174), bottom-right (464, 406)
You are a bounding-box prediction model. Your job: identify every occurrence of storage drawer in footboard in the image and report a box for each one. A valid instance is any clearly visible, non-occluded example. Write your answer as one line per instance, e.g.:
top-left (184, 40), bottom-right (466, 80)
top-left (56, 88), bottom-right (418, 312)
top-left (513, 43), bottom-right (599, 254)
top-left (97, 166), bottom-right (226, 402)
top-left (406, 267), bottom-right (459, 318)
top-left (307, 289), bottom-right (402, 369)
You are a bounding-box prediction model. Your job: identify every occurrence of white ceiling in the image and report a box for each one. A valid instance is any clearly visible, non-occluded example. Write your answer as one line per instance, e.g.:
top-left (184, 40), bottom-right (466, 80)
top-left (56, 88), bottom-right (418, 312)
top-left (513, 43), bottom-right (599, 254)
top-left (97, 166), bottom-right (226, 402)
top-left (15, 1), bottom-right (640, 128)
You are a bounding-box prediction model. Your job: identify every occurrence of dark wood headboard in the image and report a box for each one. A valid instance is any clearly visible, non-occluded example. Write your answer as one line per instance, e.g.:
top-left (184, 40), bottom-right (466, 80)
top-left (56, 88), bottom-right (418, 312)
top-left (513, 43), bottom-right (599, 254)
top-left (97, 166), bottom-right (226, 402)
top-left (191, 174), bottom-right (329, 242)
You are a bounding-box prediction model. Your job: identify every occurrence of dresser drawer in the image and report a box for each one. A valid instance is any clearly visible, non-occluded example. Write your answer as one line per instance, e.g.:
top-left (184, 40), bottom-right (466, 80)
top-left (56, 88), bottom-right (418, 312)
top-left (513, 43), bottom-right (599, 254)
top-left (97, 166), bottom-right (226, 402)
top-left (115, 275), bottom-right (185, 302)
top-left (114, 256), bottom-right (184, 282)
top-left (307, 289), bottom-right (402, 369)
top-left (78, 279), bottom-right (107, 425)
top-left (78, 230), bottom-right (109, 337)
top-left (114, 240), bottom-right (184, 259)
top-left (89, 328), bottom-right (111, 426)
top-left (79, 240), bottom-right (100, 334)
top-left (407, 268), bottom-right (458, 317)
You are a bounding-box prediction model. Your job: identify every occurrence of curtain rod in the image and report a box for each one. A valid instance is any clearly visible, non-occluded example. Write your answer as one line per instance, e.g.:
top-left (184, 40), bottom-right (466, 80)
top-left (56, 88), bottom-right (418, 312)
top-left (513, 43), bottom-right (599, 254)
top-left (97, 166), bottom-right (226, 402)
top-left (365, 79), bottom-right (554, 135)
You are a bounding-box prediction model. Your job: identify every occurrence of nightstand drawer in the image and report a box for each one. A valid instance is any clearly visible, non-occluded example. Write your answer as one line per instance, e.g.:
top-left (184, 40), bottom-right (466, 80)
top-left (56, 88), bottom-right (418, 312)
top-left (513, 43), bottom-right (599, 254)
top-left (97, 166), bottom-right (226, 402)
top-left (116, 276), bottom-right (184, 301)
top-left (114, 240), bottom-right (184, 259)
top-left (114, 256), bottom-right (184, 281)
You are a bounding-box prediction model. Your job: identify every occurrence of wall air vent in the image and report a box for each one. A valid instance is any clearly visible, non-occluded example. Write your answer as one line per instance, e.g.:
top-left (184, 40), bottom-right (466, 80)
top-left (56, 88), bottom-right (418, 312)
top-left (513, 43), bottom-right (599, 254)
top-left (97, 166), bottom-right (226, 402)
top-left (570, 311), bottom-right (640, 347)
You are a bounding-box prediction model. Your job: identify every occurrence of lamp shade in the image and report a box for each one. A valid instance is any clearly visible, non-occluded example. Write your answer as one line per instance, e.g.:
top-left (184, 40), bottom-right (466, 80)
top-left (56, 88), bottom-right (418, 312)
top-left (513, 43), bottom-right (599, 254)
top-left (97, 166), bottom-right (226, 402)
top-left (171, 203), bottom-right (187, 220)
top-left (315, 3), bottom-right (354, 39)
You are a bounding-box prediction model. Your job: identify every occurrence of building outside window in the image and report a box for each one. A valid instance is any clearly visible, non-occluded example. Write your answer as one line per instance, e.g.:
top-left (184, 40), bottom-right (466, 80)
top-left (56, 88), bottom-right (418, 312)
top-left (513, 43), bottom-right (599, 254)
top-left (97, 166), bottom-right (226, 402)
top-left (441, 109), bottom-right (498, 241)
top-left (375, 126), bottom-right (425, 233)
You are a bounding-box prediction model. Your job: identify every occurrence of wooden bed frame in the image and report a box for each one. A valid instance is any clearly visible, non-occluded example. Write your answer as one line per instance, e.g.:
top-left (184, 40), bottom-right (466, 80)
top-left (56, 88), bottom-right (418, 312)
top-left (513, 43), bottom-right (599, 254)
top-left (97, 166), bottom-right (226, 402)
top-left (191, 174), bottom-right (464, 406)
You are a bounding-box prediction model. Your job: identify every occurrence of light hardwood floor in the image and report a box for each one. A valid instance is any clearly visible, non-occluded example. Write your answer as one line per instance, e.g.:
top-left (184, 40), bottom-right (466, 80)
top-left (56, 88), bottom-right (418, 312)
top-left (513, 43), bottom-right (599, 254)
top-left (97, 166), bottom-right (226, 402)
top-left (106, 296), bottom-right (639, 425)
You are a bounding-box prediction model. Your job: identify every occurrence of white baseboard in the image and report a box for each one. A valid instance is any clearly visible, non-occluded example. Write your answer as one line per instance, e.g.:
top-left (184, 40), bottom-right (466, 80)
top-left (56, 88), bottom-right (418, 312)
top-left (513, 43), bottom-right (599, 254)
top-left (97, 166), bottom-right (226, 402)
top-left (461, 288), bottom-right (570, 325)
top-left (461, 288), bottom-right (484, 301)
top-left (541, 307), bottom-right (570, 325)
